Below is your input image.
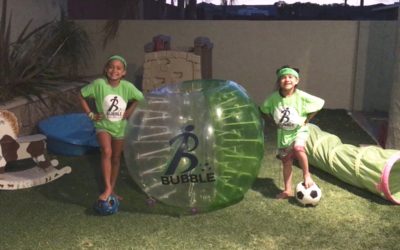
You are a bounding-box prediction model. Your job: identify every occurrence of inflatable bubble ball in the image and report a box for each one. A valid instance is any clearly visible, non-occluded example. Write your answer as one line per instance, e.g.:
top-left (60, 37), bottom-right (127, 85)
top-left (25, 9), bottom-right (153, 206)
top-left (93, 195), bottom-right (120, 215)
top-left (124, 79), bottom-right (265, 214)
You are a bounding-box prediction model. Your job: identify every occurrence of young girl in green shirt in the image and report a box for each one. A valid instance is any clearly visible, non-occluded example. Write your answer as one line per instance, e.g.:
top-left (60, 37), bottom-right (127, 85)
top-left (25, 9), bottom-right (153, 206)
top-left (260, 66), bottom-right (324, 199)
top-left (79, 55), bottom-right (144, 203)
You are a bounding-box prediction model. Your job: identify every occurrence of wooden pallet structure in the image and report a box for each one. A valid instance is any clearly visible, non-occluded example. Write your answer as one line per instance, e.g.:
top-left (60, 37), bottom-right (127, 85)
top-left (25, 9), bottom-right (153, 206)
top-left (0, 110), bottom-right (71, 190)
top-left (142, 35), bottom-right (213, 92)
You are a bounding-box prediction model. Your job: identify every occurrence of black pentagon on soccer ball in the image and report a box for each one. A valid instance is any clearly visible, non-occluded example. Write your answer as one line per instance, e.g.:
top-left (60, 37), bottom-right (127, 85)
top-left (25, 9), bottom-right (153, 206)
top-left (310, 190), bottom-right (318, 199)
top-left (296, 191), bottom-right (304, 200)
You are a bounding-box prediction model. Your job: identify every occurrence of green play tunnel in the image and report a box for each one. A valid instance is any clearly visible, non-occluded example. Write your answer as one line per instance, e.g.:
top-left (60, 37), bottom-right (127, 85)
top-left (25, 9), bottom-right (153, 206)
top-left (305, 124), bottom-right (400, 204)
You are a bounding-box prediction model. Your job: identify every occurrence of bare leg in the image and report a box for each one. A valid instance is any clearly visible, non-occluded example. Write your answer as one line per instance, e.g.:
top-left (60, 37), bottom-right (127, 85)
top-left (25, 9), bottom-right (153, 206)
top-left (295, 149), bottom-right (314, 188)
top-left (276, 158), bottom-right (294, 199)
top-left (110, 138), bottom-right (124, 200)
top-left (97, 132), bottom-right (113, 201)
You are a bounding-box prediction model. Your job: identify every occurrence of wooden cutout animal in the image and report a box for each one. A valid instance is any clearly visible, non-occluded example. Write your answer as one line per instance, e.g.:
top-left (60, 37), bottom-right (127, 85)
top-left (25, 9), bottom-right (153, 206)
top-left (0, 110), bottom-right (71, 190)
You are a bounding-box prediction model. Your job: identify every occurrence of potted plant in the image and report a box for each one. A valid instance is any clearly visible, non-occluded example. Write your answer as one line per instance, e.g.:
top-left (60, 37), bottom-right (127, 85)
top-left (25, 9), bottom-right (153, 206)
top-left (0, 0), bottom-right (91, 105)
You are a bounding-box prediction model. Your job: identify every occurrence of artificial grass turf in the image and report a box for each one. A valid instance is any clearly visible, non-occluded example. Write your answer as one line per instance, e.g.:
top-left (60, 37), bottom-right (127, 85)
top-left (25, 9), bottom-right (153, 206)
top-left (1, 109), bottom-right (400, 249)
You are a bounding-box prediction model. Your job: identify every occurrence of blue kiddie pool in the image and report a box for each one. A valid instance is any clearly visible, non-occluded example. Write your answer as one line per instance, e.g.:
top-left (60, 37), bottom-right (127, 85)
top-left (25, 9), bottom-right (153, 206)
top-left (38, 113), bottom-right (99, 156)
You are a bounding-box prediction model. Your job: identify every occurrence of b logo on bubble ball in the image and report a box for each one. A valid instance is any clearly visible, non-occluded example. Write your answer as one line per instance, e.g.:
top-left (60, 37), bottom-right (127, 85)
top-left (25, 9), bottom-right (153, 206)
top-left (161, 125), bottom-right (216, 185)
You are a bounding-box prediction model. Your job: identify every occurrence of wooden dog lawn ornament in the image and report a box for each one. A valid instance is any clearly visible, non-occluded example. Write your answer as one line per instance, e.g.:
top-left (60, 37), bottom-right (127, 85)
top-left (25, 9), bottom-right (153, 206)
top-left (0, 110), bottom-right (71, 190)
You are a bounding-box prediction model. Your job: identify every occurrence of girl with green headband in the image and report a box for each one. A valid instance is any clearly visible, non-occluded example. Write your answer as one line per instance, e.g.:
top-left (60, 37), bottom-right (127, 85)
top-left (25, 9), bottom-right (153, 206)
top-left (79, 55), bottom-right (144, 205)
top-left (260, 65), bottom-right (325, 199)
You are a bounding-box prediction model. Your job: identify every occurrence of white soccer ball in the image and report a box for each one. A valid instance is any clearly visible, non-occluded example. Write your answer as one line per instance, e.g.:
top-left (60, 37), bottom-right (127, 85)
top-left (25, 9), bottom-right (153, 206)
top-left (295, 182), bottom-right (322, 206)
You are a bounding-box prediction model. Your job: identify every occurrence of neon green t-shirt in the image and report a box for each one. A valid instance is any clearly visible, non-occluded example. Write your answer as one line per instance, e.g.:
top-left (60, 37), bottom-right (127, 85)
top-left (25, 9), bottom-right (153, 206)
top-left (260, 89), bottom-right (324, 148)
top-left (81, 78), bottom-right (144, 138)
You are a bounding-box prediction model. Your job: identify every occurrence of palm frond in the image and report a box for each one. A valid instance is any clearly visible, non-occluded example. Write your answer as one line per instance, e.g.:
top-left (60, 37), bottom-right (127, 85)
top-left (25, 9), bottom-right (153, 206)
top-left (102, 0), bottom-right (141, 48)
top-left (102, 19), bottom-right (120, 49)
top-left (0, 0), bottom-right (92, 103)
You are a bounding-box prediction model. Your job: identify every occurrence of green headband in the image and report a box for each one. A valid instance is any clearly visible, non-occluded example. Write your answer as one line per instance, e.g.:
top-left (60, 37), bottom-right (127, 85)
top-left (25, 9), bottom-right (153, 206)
top-left (107, 55), bottom-right (127, 69)
top-left (277, 68), bottom-right (299, 79)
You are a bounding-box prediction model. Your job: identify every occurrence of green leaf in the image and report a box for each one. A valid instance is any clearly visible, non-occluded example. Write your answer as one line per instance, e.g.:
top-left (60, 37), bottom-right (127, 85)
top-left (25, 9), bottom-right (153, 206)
top-left (0, 0), bottom-right (92, 103)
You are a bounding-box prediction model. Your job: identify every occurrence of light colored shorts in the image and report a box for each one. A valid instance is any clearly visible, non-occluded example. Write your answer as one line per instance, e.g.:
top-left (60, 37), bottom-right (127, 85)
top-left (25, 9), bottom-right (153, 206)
top-left (277, 138), bottom-right (306, 161)
top-left (96, 129), bottom-right (125, 140)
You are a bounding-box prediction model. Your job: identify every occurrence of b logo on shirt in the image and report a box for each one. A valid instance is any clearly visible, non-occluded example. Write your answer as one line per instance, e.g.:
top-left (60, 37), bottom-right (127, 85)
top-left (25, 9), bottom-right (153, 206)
top-left (108, 96), bottom-right (119, 112)
top-left (273, 106), bottom-right (300, 130)
top-left (103, 95), bottom-right (127, 121)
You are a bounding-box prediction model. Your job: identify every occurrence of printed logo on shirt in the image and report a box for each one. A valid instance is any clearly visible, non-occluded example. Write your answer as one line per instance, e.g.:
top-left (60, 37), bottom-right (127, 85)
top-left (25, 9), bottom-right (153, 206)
top-left (103, 94), bottom-right (127, 121)
top-left (273, 106), bottom-right (301, 130)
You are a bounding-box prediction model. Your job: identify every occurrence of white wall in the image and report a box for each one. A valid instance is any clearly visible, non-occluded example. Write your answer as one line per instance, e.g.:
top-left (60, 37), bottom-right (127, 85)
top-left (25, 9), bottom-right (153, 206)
top-left (78, 20), bottom-right (360, 109)
top-left (2, 0), bottom-right (396, 111)
top-left (354, 21), bottom-right (396, 112)
top-left (0, 0), bottom-right (66, 41)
